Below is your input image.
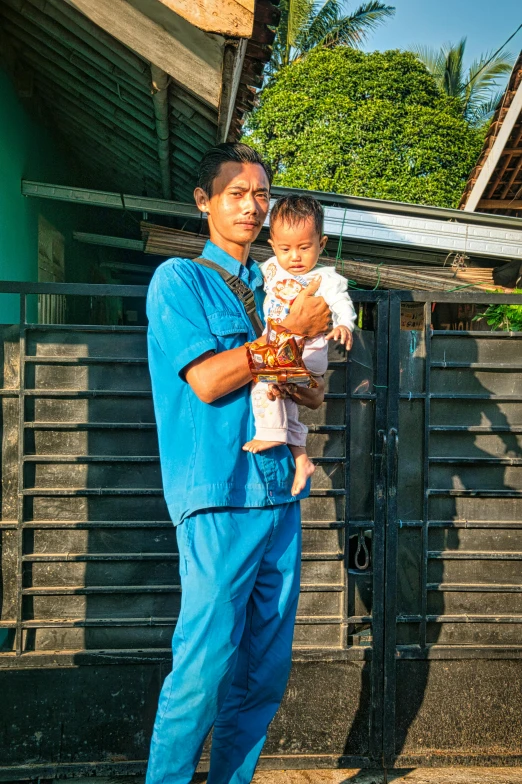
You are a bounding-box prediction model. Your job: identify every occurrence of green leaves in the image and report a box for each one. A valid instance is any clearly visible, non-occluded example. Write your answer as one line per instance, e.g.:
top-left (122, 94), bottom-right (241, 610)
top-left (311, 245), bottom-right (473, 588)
top-left (473, 291), bottom-right (522, 332)
top-left (244, 49), bottom-right (486, 208)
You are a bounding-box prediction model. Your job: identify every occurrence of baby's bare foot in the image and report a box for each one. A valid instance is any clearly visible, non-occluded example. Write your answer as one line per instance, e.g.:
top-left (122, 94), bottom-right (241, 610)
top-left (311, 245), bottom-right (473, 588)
top-left (243, 439), bottom-right (285, 453)
top-left (292, 454), bottom-right (315, 496)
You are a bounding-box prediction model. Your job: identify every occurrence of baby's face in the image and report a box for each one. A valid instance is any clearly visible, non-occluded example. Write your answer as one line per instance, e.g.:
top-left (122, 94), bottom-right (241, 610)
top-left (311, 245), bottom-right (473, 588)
top-left (269, 216), bottom-right (327, 276)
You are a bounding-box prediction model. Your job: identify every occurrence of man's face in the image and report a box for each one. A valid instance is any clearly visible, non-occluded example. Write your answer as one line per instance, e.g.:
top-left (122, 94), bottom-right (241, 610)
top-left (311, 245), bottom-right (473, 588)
top-left (194, 162), bottom-right (270, 248)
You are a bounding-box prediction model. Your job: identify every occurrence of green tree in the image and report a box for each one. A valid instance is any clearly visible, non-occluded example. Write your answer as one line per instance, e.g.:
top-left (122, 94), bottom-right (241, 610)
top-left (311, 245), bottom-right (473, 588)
top-left (245, 48), bottom-right (486, 208)
top-left (269, 0), bottom-right (395, 77)
top-left (412, 38), bottom-right (515, 126)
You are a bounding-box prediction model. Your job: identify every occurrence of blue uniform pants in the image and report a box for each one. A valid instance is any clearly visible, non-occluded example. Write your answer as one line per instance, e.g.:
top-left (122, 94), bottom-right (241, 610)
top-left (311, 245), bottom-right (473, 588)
top-left (145, 502), bottom-right (302, 784)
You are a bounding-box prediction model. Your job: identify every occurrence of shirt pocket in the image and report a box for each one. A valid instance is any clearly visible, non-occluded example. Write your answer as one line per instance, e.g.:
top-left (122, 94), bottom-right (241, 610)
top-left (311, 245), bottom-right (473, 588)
top-left (207, 310), bottom-right (249, 350)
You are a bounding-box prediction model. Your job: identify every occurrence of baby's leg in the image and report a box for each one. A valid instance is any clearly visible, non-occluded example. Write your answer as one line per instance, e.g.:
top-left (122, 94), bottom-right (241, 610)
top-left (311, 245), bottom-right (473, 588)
top-left (302, 336), bottom-right (329, 377)
top-left (286, 398), bottom-right (315, 496)
top-left (283, 338), bottom-right (329, 494)
top-left (243, 382), bottom-right (289, 453)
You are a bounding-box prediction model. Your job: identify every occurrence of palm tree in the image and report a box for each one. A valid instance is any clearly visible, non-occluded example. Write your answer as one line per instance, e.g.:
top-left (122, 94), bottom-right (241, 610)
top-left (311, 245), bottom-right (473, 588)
top-left (268, 0), bottom-right (395, 76)
top-left (412, 38), bottom-right (515, 126)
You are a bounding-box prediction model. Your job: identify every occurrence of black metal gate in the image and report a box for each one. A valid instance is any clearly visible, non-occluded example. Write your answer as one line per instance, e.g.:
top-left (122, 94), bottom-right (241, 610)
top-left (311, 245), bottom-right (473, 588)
top-left (383, 291), bottom-right (522, 767)
top-left (1, 282), bottom-right (521, 776)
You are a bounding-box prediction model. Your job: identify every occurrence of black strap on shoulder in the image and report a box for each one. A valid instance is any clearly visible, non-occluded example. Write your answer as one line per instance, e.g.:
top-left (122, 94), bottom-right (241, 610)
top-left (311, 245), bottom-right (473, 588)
top-left (192, 256), bottom-right (264, 338)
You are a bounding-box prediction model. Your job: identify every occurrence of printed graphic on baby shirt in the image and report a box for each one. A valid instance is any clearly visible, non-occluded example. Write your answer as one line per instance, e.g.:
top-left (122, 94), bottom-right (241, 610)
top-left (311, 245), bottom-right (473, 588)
top-left (267, 301), bottom-right (288, 322)
top-left (273, 279), bottom-right (304, 304)
top-left (263, 263), bottom-right (277, 285)
top-left (263, 259), bottom-right (327, 325)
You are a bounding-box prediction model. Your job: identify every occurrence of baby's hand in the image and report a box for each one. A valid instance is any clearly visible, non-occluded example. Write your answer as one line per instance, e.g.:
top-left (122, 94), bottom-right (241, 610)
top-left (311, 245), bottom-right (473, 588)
top-left (326, 325), bottom-right (353, 350)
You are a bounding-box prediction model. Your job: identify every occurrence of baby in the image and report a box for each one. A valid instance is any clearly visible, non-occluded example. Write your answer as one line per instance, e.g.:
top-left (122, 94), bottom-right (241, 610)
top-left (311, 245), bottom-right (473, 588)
top-left (243, 194), bottom-right (356, 495)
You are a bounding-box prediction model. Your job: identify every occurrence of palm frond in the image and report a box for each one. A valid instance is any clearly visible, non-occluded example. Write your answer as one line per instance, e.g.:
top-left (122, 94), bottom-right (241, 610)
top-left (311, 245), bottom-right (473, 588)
top-left (441, 38), bottom-right (466, 98)
top-left (288, 0), bottom-right (316, 49)
top-left (466, 89), bottom-right (505, 127)
top-left (268, 0), bottom-right (315, 70)
top-left (295, 0), bottom-right (342, 52)
top-left (467, 50), bottom-right (516, 91)
top-left (324, 1), bottom-right (395, 49)
top-left (300, 0), bottom-right (394, 52)
top-left (412, 37), bottom-right (513, 126)
top-left (411, 44), bottom-right (447, 79)
top-left (464, 50), bottom-right (515, 107)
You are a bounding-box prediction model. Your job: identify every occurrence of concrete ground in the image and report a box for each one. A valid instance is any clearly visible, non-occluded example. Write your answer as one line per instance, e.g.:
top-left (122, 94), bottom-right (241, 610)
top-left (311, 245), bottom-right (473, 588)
top-left (191, 770), bottom-right (522, 784)
top-left (56, 770), bottom-right (522, 784)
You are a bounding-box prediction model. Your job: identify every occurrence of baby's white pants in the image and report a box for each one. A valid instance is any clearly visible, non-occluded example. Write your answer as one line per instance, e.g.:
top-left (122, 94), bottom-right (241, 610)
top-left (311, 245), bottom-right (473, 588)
top-left (251, 335), bottom-right (329, 447)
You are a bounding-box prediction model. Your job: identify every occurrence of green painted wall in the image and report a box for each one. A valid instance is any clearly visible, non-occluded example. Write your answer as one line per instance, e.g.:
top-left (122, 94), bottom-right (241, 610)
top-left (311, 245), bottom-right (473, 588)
top-left (0, 69), bottom-right (74, 323)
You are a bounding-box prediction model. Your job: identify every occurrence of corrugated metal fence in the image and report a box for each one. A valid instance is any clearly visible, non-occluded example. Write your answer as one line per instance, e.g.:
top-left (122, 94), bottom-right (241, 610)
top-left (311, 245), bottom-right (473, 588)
top-left (0, 282), bottom-right (521, 775)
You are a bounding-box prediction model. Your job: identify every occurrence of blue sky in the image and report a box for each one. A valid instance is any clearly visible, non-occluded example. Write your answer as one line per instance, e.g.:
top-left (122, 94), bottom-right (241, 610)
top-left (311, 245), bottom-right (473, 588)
top-left (362, 0), bottom-right (522, 83)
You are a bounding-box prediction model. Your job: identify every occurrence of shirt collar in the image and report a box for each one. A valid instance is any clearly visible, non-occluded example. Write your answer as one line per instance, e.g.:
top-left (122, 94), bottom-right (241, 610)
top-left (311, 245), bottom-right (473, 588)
top-left (202, 240), bottom-right (263, 290)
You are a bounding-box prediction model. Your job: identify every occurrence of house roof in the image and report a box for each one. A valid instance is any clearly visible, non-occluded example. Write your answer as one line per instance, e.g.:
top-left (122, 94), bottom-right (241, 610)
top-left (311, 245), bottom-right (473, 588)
top-left (459, 51), bottom-right (522, 216)
top-left (0, 0), bottom-right (279, 202)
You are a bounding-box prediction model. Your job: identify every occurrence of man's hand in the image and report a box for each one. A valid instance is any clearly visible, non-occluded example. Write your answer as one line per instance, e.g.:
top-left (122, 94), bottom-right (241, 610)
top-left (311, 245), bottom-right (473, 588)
top-left (326, 325), bottom-right (353, 350)
top-left (267, 377), bottom-right (324, 411)
top-left (281, 277), bottom-right (330, 337)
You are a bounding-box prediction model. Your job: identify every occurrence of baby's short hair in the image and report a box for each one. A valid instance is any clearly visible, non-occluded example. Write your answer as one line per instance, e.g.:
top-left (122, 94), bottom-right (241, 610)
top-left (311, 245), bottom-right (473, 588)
top-left (270, 194), bottom-right (324, 237)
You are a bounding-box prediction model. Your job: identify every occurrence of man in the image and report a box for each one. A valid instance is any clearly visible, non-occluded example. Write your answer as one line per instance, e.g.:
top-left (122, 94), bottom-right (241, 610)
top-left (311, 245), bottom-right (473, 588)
top-left (145, 143), bottom-right (330, 784)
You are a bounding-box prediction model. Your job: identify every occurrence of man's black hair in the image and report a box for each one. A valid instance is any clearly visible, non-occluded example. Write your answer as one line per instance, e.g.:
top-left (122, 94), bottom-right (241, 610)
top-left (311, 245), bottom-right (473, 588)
top-left (197, 143), bottom-right (273, 197)
top-left (270, 194), bottom-right (324, 237)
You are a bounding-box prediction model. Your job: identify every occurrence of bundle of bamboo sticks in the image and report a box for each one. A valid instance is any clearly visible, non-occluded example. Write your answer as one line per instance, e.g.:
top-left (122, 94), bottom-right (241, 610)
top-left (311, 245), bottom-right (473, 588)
top-left (141, 223), bottom-right (508, 293)
top-left (142, 223), bottom-right (273, 264)
top-left (328, 259), bottom-right (502, 292)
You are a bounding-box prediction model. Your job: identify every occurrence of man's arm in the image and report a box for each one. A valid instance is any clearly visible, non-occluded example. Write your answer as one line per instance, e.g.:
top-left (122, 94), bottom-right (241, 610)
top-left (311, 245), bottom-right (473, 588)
top-left (184, 345), bottom-right (255, 404)
top-left (185, 278), bottom-right (330, 405)
top-left (186, 349), bottom-right (325, 408)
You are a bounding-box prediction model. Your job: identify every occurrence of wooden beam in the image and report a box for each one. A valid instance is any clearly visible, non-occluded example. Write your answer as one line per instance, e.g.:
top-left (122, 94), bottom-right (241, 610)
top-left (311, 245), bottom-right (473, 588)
top-left (217, 39), bottom-right (248, 142)
top-left (478, 200), bottom-right (522, 210)
top-left (485, 127), bottom-right (522, 198)
top-left (67, 0), bottom-right (223, 107)
top-left (463, 76), bottom-right (522, 212)
top-left (501, 156), bottom-right (522, 199)
top-left (154, 0), bottom-right (254, 37)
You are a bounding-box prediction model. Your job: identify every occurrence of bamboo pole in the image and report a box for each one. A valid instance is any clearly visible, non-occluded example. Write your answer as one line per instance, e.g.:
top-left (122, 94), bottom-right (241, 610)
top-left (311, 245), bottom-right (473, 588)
top-left (43, 0), bottom-right (149, 73)
top-left (170, 127), bottom-right (207, 165)
top-left (10, 0), bottom-right (149, 81)
top-left (34, 78), bottom-right (160, 164)
top-left (168, 86), bottom-right (218, 126)
top-left (3, 17), bottom-right (154, 116)
top-left (66, 142), bottom-right (152, 196)
top-left (36, 84), bottom-right (162, 179)
top-left (62, 124), bottom-right (161, 191)
top-left (142, 224), bottom-right (271, 260)
top-left (16, 42), bottom-right (156, 136)
top-left (50, 107), bottom-right (162, 191)
top-left (0, 3), bottom-right (151, 95)
top-left (24, 48), bottom-right (156, 133)
top-left (171, 112), bottom-right (214, 155)
top-left (151, 65), bottom-right (172, 200)
top-left (65, 134), bottom-right (161, 196)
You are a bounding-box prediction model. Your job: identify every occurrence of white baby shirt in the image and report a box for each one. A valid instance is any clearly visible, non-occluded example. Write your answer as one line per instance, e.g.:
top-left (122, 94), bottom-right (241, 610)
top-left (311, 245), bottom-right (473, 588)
top-left (260, 257), bottom-right (357, 331)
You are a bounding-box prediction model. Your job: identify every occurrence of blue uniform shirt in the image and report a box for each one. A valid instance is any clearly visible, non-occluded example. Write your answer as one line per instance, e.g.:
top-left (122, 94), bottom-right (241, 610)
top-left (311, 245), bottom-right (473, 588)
top-left (146, 240), bottom-right (309, 524)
